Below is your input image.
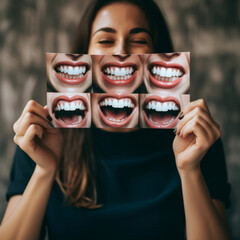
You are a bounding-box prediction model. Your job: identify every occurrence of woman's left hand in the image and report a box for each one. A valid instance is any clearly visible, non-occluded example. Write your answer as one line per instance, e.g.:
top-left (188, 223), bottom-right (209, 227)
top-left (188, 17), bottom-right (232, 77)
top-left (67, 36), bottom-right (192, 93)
top-left (173, 99), bottom-right (221, 175)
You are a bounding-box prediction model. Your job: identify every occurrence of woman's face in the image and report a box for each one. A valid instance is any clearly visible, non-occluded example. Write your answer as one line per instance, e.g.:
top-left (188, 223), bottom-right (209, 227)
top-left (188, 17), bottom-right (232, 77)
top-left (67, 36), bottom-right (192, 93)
top-left (139, 94), bottom-right (189, 128)
top-left (92, 93), bottom-right (139, 128)
top-left (88, 3), bottom-right (153, 54)
top-left (92, 54), bottom-right (143, 93)
top-left (143, 53), bottom-right (190, 95)
top-left (47, 93), bottom-right (91, 128)
top-left (46, 53), bottom-right (92, 93)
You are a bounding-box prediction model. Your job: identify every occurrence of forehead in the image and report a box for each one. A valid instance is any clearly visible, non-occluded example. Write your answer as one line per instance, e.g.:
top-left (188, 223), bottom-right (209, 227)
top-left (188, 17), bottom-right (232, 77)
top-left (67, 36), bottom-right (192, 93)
top-left (91, 3), bottom-right (150, 32)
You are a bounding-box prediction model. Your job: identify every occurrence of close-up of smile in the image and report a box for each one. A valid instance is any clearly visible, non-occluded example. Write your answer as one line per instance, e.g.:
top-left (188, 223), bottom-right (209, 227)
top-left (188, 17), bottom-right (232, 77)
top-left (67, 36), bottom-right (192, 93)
top-left (143, 96), bottom-right (181, 128)
top-left (98, 95), bottom-right (137, 127)
top-left (149, 61), bottom-right (185, 88)
top-left (52, 95), bottom-right (89, 128)
top-left (54, 61), bottom-right (90, 85)
top-left (101, 63), bottom-right (137, 86)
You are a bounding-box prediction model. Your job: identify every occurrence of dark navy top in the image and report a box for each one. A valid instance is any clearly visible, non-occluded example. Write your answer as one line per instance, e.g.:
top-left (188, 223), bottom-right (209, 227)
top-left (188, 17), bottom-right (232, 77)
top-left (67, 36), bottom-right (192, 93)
top-left (6, 129), bottom-right (231, 240)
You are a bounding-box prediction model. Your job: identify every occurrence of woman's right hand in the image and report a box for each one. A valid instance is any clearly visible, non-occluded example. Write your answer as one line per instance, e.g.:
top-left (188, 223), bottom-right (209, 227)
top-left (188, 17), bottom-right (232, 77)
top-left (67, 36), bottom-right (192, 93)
top-left (13, 100), bottom-right (62, 174)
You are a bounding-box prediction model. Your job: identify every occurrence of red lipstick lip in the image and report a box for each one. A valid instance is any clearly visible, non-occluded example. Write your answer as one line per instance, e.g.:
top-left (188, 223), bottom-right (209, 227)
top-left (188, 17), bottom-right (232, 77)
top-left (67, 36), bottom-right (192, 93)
top-left (54, 61), bottom-right (90, 85)
top-left (98, 94), bottom-right (137, 128)
top-left (148, 61), bottom-right (184, 89)
top-left (101, 62), bottom-right (138, 86)
top-left (52, 95), bottom-right (89, 128)
top-left (143, 95), bottom-right (181, 129)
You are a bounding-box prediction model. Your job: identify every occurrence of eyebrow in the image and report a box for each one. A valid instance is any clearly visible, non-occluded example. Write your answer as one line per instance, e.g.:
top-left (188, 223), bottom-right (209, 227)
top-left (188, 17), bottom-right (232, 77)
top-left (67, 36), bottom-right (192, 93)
top-left (92, 27), bottom-right (151, 37)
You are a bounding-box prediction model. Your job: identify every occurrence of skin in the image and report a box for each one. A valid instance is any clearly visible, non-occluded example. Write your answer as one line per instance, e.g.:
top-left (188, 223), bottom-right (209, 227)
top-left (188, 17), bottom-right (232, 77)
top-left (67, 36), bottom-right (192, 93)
top-left (143, 52), bottom-right (190, 94)
top-left (46, 53), bottom-right (92, 93)
top-left (0, 2), bottom-right (230, 240)
top-left (91, 93), bottom-right (139, 128)
top-left (92, 54), bottom-right (143, 94)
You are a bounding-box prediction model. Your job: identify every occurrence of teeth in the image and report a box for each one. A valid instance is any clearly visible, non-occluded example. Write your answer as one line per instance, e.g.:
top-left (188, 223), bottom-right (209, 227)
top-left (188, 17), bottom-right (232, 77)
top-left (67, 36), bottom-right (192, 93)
top-left (103, 66), bottom-right (135, 78)
top-left (106, 116), bottom-right (126, 122)
top-left (57, 65), bottom-right (87, 76)
top-left (100, 98), bottom-right (134, 108)
top-left (149, 115), bottom-right (175, 125)
top-left (55, 100), bottom-right (86, 111)
top-left (146, 101), bottom-right (179, 112)
top-left (151, 66), bottom-right (183, 79)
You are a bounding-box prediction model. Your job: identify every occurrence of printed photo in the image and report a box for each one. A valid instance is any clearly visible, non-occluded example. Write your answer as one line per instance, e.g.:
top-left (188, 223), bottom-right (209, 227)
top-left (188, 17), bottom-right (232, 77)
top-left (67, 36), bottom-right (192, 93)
top-left (47, 92), bottom-right (91, 128)
top-left (139, 94), bottom-right (190, 128)
top-left (91, 93), bottom-right (139, 128)
top-left (46, 53), bottom-right (92, 93)
top-left (143, 52), bottom-right (190, 94)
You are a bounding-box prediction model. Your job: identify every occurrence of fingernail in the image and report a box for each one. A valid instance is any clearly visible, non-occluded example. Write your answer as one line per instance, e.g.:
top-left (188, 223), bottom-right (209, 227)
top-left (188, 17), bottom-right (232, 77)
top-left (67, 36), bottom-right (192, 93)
top-left (47, 115), bottom-right (52, 121)
top-left (173, 128), bottom-right (177, 134)
top-left (178, 112), bottom-right (184, 120)
top-left (48, 123), bottom-right (54, 128)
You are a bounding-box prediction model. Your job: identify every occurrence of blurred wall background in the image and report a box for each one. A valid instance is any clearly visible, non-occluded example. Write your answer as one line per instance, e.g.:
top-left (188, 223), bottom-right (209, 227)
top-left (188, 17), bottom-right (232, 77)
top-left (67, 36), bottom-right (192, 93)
top-left (0, 0), bottom-right (239, 239)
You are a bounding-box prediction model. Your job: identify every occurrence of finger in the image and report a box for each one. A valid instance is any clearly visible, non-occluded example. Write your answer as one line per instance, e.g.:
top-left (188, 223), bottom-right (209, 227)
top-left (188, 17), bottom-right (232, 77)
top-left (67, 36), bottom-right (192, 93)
top-left (176, 106), bottom-right (219, 135)
top-left (19, 124), bottom-right (44, 152)
top-left (17, 112), bottom-right (52, 136)
top-left (182, 99), bottom-right (209, 117)
top-left (21, 100), bottom-right (49, 122)
top-left (180, 116), bottom-right (216, 145)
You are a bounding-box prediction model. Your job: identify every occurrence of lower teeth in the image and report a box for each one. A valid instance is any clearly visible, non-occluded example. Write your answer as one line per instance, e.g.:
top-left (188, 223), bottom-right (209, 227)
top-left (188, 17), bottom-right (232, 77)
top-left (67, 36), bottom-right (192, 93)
top-left (153, 75), bottom-right (178, 82)
top-left (105, 74), bottom-right (132, 80)
top-left (58, 72), bottom-right (85, 79)
top-left (106, 116), bottom-right (126, 122)
top-left (149, 115), bottom-right (175, 125)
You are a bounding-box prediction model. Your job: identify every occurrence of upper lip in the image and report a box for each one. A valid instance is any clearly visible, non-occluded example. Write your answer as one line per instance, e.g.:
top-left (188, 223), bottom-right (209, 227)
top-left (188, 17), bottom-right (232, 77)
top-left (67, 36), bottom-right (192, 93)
top-left (149, 61), bottom-right (185, 73)
top-left (54, 61), bottom-right (90, 69)
top-left (52, 95), bottom-right (88, 112)
top-left (144, 95), bottom-right (180, 108)
top-left (101, 62), bottom-right (137, 71)
top-left (98, 94), bottom-right (137, 105)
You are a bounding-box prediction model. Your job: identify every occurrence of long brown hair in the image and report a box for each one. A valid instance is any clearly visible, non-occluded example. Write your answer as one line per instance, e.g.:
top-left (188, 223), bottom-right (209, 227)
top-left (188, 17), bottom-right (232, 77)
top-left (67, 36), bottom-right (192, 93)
top-left (57, 0), bottom-right (174, 209)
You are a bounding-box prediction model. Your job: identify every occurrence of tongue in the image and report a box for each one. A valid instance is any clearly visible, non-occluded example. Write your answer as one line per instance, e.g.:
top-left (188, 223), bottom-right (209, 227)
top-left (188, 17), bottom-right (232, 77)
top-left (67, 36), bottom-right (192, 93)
top-left (151, 112), bottom-right (174, 123)
top-left (59, 114), bottom-right (79, 124)
top-left (103, 108), bottom-right (127, 120)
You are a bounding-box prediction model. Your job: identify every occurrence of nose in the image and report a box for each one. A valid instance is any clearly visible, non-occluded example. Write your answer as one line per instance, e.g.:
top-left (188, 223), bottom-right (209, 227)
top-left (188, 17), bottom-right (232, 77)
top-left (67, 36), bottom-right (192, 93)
top-left (113, 38), bottom-right (129, 55)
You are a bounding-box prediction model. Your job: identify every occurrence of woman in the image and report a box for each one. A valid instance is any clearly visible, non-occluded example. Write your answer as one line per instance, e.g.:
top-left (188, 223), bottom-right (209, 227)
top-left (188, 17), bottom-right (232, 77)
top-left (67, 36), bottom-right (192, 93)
top-left (0, 0), bottom-right (231, 239)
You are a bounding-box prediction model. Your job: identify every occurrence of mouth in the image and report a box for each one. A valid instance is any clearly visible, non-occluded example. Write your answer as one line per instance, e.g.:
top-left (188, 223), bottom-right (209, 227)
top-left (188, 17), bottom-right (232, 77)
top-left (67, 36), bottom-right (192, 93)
top-left (98, 95), bottom-right (137, 127)
top-left (143, 96), bottom-right (181, 128)
top-left (52, 95), bottom-right (88, 128)
top-left (148, 61), bottom-right (185, 88)
top-left (54, 61), bottom-right (90, 85)
top-left (101, 63), bottom-right (137, 86)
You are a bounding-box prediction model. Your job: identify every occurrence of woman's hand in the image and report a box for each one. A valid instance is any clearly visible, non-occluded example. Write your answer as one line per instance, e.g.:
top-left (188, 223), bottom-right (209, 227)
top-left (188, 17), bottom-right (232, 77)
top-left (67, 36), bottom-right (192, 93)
top-left (13, 100), bottom-right (62, 174)
top-left (173, 99), bottom-right (221, 175)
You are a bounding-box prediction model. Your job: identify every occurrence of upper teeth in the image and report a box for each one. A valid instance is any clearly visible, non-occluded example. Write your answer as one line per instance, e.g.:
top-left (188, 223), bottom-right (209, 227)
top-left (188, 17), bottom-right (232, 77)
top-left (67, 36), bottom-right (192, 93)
top-left (57, 65), bottom-right (87, 75)
top-left (103, 67), bottom-right (134, 76)
top-left (146, 101), bottom-right (179, 112)
top-left (151, 67), bottom-right (183, 78)
top-left (55, 100), bottom-right (86, 111)
top-left (100, 98), bottom-right (134, 108)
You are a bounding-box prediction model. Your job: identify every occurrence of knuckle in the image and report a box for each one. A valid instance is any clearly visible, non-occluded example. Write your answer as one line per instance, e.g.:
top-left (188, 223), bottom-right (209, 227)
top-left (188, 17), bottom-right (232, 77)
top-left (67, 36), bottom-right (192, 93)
top-left (25, 112), bottom-right (33, 122)
top-left (27, 100), bottom-right (36, 109)
top-left (13, 135), bottom-right (18, 144)
top-left (199, 98), bottom-right (205, 106)
top-left (13, 122), bottom-right (18, 133)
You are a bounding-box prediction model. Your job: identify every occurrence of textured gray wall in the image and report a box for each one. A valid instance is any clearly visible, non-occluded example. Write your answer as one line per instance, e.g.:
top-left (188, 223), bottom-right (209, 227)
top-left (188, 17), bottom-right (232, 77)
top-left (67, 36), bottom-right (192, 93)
top-left (0, 0), bottom-right (239, 239)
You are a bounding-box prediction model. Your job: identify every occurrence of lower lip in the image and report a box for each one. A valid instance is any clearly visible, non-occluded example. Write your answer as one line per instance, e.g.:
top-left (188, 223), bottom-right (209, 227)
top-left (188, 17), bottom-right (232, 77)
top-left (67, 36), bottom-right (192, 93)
top-left (98, 103), bottom-right (135, 128)
top-left (55, 70), bottom-right (89, 85)
top-left (101, 71), bottom-right (137, 86)
top-left (148, 70), bottom-right (182, 88)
